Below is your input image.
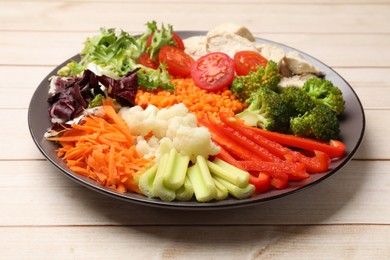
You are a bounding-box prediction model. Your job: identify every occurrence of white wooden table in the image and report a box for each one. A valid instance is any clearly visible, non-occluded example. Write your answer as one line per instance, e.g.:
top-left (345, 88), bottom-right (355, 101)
top-left (1, 0), bottom-right (390, 258)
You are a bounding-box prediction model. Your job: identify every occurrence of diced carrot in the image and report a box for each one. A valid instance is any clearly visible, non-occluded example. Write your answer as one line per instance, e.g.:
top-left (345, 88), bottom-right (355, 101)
top-left (135, 78), bottom-right (247, 119)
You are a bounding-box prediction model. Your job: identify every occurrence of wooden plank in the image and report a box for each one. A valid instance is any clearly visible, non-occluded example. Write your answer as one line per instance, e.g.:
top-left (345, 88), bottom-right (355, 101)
top-left (4, 0), bottom-right (390, 4)
top-left (1, 31), bottom-right (390, 67)
top-left (0, 160), bottom-right (389, 226)
top-left (1, 2), bottom-right (390, 33)
top-left (0, 225), bottom-right (389, 259)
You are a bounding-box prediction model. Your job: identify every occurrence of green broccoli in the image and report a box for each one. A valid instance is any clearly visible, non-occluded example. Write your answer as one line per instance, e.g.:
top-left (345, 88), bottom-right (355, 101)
top-left (278, 86), bottom-right (316, 117)
top-left (290, 104), bottom-right (340, 142)
top-left (230, 61), bottom-right (282, 103)
top-left (302, 77), bottom-right (345, 116)
top-left (236, 87), bottom-right (290, 133)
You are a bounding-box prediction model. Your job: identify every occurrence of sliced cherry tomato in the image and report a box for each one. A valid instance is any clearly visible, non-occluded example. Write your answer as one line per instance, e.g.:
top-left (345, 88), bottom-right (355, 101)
top-left (138, 52), bottom-right (159, 69)
top-left (147, 32), bottom-right (185, 50)
top-left (234, 50), bottom-right (268, 76)
top-left (158, 45), bottom-right (194, 77)
top-left (190, 52), bottom-right (235, 91)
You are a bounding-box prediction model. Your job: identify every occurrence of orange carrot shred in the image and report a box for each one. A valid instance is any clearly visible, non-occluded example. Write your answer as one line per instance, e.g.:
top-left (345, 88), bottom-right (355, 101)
top-left (52, 104), bottom-right (152, 193)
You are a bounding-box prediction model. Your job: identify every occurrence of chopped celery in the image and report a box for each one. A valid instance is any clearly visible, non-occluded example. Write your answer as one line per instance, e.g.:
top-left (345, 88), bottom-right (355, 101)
top-left (187, 156), bottom-right (217, 202)
top-left (212, 177), bottom-right (228, 201)
top-left (212, 158), bottom-right (249, 185)
top-left (175, 176), bottom-right (194, 201)
top-left (207, 159), bottom-right (249, 188)
top-left (163, 148), bottom-right (190, 190)
top-left (152, 153), bottom-right (176, 202)
top-left (213, 175), bottom-right (255, 200)
top-left (138, 163), bottom-right (158, 198)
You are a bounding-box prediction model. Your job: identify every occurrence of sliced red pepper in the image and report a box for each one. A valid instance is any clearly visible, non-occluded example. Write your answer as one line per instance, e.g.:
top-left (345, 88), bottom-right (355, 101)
top-left (219, 112), bottom-right (292, 160)
top-left (208, 116), bottom-right (282, 163)
top-left (249, 173), bottom-right (272, 193)
top-left (198, 118), bottom-right (264, 161)
top-left (285, 150), bottom-right (331, 173)
top-left (239, 160), bottom-right (309, 181)
top-left (270, 171), bottom-right (289, 189)
top-left (215, 146), bottom-right (245, 170)
top-left (244, 124), bottom-right (345, 158)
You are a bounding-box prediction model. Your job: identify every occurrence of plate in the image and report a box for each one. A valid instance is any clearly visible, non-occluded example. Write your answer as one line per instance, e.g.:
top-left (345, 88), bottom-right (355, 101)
top-left (28, 31), bottom-right (365, 210)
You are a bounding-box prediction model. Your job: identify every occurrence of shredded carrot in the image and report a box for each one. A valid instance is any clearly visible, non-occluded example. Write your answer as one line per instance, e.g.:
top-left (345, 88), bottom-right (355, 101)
top-left (48, 104), bottom-right (153, 193)
top-left (135, 78), bottom-right (247, 119)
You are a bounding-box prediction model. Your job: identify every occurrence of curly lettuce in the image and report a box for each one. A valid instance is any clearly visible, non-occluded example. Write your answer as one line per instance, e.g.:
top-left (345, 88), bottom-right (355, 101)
top-left (57, 21), bottom-right (174, 91)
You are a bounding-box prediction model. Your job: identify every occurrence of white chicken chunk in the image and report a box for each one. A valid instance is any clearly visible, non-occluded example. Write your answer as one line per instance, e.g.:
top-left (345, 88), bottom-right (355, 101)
top-left (284, 51), bottom-right (324, 76)
top-left (206, 32), bottom-right (258, 58)
top-left (255, 43), bottom-right (286, 66)
top-left (183, 36), bottom-right (208, 60)
top-left (207, 22), bottom-right (256, 42)
top-left (279, 74), bottom-right (317, 88)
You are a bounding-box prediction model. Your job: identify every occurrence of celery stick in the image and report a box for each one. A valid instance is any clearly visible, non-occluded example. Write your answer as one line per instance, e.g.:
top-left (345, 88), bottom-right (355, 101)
top-left (212, 176), bottom-right (228, 201)
top-left (213, 175), bottom-right (255, 200)
top-left (207, 160), bottom-right (248, 188)
top-left (212, 158), bottom-right (249, 185)
top-left (152, 153), bottom-right (176, 202)
top-left (196, 156), bottom-right (218, 197)
top-left (175, 176), bottom-right (194, 201)
top-left (163, 148), bottom-right (190, 190)
top-left (138, 163), bottom-right (158, 198)
top-left (187, 156), bottom-right (217, 202)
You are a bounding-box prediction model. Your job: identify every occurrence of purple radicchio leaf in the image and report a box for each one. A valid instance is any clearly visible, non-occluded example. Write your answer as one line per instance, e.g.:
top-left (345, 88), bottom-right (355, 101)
top-left (98, 68), bottom-right (140, 107)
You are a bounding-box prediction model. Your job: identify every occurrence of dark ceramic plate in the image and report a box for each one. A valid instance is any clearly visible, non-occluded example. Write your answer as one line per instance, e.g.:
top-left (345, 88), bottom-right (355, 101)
top-left (28, 31), bottom-right (365, 210)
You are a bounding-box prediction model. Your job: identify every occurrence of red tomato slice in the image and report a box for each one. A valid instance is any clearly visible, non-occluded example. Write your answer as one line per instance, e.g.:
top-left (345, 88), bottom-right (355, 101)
top-left (147, 32), bottom-right (185, 50)
top-left (234, 50), bottom-right (268, 76)
top-left (190, 52), bottom-right (235, 91)
top-left (158, 45), bottom-right (194, 77)
top-left (138, 52), bottom-right (159, 69)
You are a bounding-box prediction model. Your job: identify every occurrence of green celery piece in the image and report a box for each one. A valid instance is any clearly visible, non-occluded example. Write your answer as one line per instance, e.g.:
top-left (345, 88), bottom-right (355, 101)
top-left (213, 158), bottom-right (249, 184)
top-left (175, 176), bottom-right (194, 201)
top-left (213, 175), bottom-right (255, 200)
top-left (187, 156), bottom-right (218, 202)
top-left (207, 159), bottom-right (249, 188)
top-left (152, 153), bottom-right (176, 202)
top-left (138, 163), bottom-right (158, 198)
top-left (163, 148), bottom-right (190, 190)
top-left (212, 177), bottom-right (229, 201)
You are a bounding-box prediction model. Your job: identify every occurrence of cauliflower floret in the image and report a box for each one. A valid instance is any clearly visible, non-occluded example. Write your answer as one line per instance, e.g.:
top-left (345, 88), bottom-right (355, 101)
top-left (119, 103), bottom-right (219, 162)
top-left (119, 105), bottom-right (158, 136)
top-left (135, 136), bottom-right (158, 158)
top-left (172, 125), bottom-right (220, 162)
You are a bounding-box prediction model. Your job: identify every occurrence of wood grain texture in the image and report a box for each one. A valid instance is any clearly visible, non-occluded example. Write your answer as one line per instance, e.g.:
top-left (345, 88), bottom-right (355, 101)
top-left (0, 226), bottom-right (389, 259)
top-left (2, 2), bottom-right (390, 33)
top-left (1, 160), bottom-right (389, 226)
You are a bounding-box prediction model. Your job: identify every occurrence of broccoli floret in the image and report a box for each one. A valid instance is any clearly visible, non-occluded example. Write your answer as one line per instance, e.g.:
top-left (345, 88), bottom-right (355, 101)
top-left (290, 104), bottom-right (340, 142)
top-left (278, 86), bottom-right (316, 117)
top-left (230, 61), bottom-right (282, 103)
top-left (236, 87), bottom-right (290, 133)
top-left (302, 77), bottom-right (345, 116)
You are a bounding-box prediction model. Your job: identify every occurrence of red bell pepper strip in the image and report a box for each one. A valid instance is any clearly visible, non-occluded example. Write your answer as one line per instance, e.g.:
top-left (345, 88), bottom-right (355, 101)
top-left (246, 125), bottom-right (345, 158)
top-left (215, 146), bottom-right (245, 170)
top-left (239, 160), bottom-right (309, 181)
top-left (198, 118), bottom-right (264, 161)
top-left (249, 173), bottom-right (272, 193)
top-left (269, 171), bottom-right (289, 189)
top-left (285, 150), bottom-right (331, 173)
top-left (219, 112), bottom-right (292, 160)
top-left (208, 117), bottom-right (282, 163)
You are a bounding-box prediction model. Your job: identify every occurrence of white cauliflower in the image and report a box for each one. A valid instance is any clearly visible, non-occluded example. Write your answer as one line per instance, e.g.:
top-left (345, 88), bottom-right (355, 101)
top-left (119, 103), bottom-right (220, 162)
